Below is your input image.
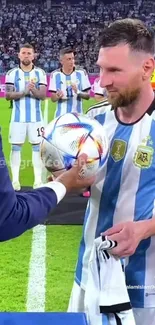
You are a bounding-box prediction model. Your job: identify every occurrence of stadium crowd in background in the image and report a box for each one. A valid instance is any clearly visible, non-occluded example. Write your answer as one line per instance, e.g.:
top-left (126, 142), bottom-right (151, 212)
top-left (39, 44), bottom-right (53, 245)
top-left (0, 0), bottom-right (155, 74)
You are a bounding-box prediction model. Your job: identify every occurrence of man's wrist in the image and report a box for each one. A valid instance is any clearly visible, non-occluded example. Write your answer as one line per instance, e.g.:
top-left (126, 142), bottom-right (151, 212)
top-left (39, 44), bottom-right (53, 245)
top-left (135, 219), bottom-right (155, 240)
top-left (40, 181), bottom-right (67, 203)
top-left (22, 90), bottom-right (29, 97)
top-left (56, 94), bottom-right (60, 101)
top-left (77, 89), bottom-right (81, 97)
top-left (21, 91), bottom-right (26, 97)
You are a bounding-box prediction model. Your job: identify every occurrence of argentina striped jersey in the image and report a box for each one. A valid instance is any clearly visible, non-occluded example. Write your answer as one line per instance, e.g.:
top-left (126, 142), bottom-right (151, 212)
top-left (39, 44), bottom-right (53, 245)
top-left (49, 67), bottom-right (91, 117)
top-left (75, 99), bottom-right (155, 309)
top-left (5, 66), bottom-right (47, 123)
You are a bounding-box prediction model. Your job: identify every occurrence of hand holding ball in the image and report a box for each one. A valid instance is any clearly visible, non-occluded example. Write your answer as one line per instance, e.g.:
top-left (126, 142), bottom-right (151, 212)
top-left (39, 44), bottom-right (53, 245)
top-left (40, 113), bottom-right (109, 178)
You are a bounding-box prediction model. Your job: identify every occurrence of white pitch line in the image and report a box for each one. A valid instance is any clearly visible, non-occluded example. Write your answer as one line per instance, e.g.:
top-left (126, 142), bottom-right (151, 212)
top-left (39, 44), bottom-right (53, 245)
top-left (42, 98), bottom-right (48, 184)
top-left (26, 224), bottom-right (46, 311)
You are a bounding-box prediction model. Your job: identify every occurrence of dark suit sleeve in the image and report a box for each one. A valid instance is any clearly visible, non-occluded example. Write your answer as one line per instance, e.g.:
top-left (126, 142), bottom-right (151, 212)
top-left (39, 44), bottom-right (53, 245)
top-left (0, 136), bottom-right (66, 241)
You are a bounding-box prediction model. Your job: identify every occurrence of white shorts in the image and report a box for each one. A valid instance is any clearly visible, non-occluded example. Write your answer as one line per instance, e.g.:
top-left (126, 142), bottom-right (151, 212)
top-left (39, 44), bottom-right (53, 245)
top-left (9, 121), bottom-right (44, 144)
top-left (68, 281), bottom-right (155, 325)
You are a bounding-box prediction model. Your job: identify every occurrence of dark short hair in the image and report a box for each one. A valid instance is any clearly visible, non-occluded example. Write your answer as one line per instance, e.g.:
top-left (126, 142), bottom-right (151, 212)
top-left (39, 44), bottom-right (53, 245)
top-left (19, 43), bottom-right (34, 52)
top-left (99, 18), bottom-right (154, 55)
top-left (60, 47), bottom-right (74, 57)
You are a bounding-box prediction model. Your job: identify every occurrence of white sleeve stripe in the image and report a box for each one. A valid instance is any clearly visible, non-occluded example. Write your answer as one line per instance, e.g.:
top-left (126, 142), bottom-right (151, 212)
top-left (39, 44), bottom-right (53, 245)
top-left (95, 93), bottom-right (104, 96)
top-left (82, 87), bottom-right (91, 91)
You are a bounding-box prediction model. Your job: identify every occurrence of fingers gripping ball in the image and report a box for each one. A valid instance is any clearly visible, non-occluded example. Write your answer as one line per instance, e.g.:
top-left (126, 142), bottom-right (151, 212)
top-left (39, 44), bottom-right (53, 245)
top-left (40, 113), bottom-right (109, 178)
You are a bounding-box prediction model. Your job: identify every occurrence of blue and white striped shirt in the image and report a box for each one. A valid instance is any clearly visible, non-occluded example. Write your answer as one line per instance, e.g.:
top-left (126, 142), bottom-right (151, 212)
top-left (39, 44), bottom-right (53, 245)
top-left (49, 67), bottom-right (91, 117)
top-left (75, 99), bottom-right (155, 309)
top-left (5, 66), bottom-right (47, 123)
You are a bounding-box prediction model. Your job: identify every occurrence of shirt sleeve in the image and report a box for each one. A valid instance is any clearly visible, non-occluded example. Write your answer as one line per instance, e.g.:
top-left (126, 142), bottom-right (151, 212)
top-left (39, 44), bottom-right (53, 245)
top-left (5, 70), bottom-right (15, 85)
top-left (48, 71), bottom-right (57, 93)
top-left (81, 70), bottom-right (91, 92)
top-left (0, 135), bottom-right (66, 241)
top-left (38, 69), bottom-right (47, 86)
top-left (94, 80), bottom-right (105, 96)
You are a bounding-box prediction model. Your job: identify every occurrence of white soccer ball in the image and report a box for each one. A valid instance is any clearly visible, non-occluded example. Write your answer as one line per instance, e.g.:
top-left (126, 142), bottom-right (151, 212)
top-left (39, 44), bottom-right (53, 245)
top-left (40, 113), bottom-right (109, 178)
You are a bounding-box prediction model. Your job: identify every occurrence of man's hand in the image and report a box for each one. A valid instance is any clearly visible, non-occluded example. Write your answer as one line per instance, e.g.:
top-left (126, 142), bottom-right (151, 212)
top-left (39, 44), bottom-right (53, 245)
top-left (47, 169), bottom-right (88, 194)
top-left (28, 81), bottom-right (36, 91)
top-left (23, 81), bottom-right (35, 95)
top-left (55, 154), bottom-right (95, 192)
top-left (26, 83), bottom-right (46, 100)
top-left (101, 221), bottom-right (146, 257)
top-left (56, 89), bottom-right (65, 99)
top-left (71, 83), bottom-right (78, 94)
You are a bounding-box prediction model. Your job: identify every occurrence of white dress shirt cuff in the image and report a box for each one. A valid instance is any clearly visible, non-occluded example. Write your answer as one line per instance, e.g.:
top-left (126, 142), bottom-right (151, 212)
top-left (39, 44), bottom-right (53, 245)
top-left (42, 181), bottom-right (67, 203)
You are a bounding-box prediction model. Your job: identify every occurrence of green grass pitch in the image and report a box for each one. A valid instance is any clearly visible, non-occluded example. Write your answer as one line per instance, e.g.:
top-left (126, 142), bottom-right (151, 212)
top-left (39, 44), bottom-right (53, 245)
top-left (0, 226), bottom-right (82, 311)
top-left (0, 98), bottom-right (95, 311)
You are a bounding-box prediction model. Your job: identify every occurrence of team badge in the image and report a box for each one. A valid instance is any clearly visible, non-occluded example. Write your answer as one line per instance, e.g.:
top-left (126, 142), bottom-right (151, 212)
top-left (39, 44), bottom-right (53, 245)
top-left (111, 139), bottom-right (127, 162)
top-left (30, 78), bottom-right (37, 83)
top-left (66, 80), bottom-right (72, 86)
top-left (133, 136), bottom-right (154, 169)
top-left (133, 145), bottom-right (153, 168)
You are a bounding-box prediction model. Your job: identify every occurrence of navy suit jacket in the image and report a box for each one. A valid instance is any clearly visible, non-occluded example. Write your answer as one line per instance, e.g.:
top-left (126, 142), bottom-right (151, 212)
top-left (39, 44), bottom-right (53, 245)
top-left (0, 135), bottom-right (58, 241)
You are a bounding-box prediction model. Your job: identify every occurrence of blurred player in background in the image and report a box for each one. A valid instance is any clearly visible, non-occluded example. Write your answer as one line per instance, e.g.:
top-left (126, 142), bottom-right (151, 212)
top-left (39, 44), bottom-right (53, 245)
top-left (5, 43), bottom-right (47, 191)
top-left (49, 47), bottom-right (91, 117)
top-left (93, 77), bottom-right (107, 102)
top-left (49, 47), bottom-right (91, 198)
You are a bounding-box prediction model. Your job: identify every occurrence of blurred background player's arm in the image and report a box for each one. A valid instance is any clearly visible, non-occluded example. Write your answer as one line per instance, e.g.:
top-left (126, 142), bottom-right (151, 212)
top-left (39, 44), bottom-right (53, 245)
top-left (50, 89), bottom-right (65, 102)
top-left (94, 79), bottom-right (107, 102)
top-left (48, 71), bottom-right (65, 102)
top-left (5, 69), bottom-right (30, 100)
top-left (71, 83), bottom-right (90, 100)
top-left (95, 93), bottom-right (105, 102)
top-left (78, 91), bottom-right (90, 100)
top-left (71, 69), bottom-right (91, 100)
top-left (5, 81), bottom-right (27, 100)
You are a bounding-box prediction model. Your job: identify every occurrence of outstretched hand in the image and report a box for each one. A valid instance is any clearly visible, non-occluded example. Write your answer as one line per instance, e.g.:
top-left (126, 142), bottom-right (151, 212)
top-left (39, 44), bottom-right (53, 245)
top-left (49, 154), bottom-right (95, 192)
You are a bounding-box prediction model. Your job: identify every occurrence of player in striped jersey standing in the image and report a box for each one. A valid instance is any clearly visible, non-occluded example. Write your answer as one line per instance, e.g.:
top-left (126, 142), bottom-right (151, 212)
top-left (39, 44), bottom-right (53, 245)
top-left (49, 47), bottom-right (91, 117)
top-left (5, 43), bottom-right (47, 190)
top-left (49, 47), bottom-right (91, 198)
top-left (68, 19), bottom-right (155, 325)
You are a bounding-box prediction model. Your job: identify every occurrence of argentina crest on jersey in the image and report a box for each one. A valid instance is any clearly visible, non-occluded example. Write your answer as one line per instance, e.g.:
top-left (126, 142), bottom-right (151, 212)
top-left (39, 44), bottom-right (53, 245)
top-left (133, 135), bottom-right (154, 169)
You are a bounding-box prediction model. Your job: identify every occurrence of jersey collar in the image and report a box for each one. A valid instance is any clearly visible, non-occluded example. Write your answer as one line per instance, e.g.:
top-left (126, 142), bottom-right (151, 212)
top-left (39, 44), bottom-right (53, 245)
top-left (60, 67), bottom-right (75, 75)
top-left (19, 64), bottom-right (35, 72)
top-left (114, 94), bottom-right (155, 126)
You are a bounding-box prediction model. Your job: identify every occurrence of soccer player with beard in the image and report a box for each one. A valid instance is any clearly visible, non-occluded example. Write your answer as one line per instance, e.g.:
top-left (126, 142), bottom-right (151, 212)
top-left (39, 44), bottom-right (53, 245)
top-left (68, 19), bottom-right (155, 325)
top-left (5, 43), bottom-right (47, 190)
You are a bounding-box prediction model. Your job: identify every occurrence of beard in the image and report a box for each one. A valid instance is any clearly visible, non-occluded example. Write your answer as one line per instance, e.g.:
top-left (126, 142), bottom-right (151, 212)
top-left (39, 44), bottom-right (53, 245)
top-left (107, 87), bottom-right (141, 109)
top-left (21, 59), bottom-right (31, 66)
